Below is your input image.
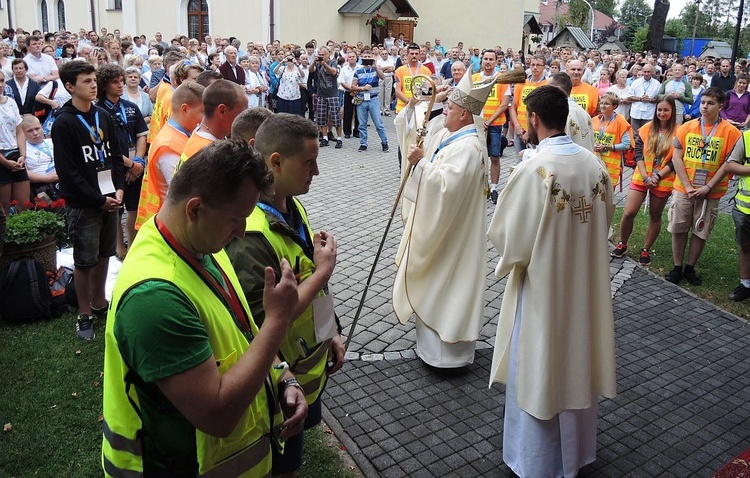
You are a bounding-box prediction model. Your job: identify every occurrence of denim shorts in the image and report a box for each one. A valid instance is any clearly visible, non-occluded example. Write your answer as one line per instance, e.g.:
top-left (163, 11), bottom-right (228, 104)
top-left (486, 125), bottom-right (505, 158)
top-left (67, 206), bottom-right (118, 268)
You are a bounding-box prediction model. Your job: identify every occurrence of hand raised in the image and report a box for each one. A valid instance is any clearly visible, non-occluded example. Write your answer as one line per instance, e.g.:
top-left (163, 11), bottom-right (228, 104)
top-left (313, 231), bottom-right (337, 278)
top-left (262, 259), bottom-right (299, 328)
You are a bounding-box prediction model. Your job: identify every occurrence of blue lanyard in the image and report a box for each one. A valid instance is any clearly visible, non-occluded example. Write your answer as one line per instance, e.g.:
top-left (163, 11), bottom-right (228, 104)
top-left (76, 111), bottom-right (101, 144)
top-left (76, 111), bottom-right (106, 164)
top-left (431, 129), bottom-right (477, 162)
top-left (104, 99), bottom-right (133, 145)
top-left (104, 99), bottom-right (127, 125)
top-left (257, 202), bottom-right (309, 247)
top-left (167, 118), bottom-right (193, 138)
top-left (699, 117), bottom-right (720, 165)
top-left (641, 78), bottom-right (651, 96)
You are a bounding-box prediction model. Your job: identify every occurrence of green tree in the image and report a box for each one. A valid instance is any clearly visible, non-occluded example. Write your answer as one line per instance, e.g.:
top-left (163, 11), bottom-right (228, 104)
top-left (619, 0), bottom-right (653, 46)
top-left (564, 0), bottom-right (592, 30)
top-left (631, 26), bottom-right (650, 51)
top-left (594, 0), bottom-right (617, 17)
top-left (679, 3), bottom-right (716, 39)
top-left (664, 18), bottom-right (688, 50)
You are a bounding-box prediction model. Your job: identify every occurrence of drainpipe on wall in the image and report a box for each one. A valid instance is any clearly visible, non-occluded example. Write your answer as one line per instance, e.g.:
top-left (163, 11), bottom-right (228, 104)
top-left (89, 0), bottom-right (96, 31)
top-left (6, 0), bottom-right (13, 30)
top-left (269, 0), bottom-right (275, 43)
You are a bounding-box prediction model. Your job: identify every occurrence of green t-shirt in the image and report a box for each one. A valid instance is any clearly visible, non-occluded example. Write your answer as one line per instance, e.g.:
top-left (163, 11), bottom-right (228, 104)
top-left (113, 256), bottom-right (222, 473)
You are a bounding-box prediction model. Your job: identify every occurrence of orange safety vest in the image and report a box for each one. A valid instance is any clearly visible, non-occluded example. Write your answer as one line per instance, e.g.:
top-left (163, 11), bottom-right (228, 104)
top-left (513, 78), bottom-right (547, 130)
top-left (571, 82), bottom-right (599, 116)
top-left (176, 133), bottom-right (214, 171)
top-left (135, 122), bottom-right (191, 230)
top-left (631, 121), bottom-right (675, 195)
top-left (147, 81), bottom-right (174, 143)
top-left (673, 118), bottom-right (741, 199)
top-left (394, 64), bottom-right (432, 113)
top-left (472, 73), bottom-right (508, 126)
top-left (592, 113), bottom-right (633, 186)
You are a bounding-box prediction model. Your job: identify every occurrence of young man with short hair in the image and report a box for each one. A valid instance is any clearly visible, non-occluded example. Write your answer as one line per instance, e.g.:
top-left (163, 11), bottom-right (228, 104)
top-left (473, 49), bottom-right (509, 204)
top-left (135, 81), bottom-right (205, 229)
top-left (96, 64), bottom-right (149, 258)
top-left (21, 115), bottom-right (57, 198)
top-left (52, 60), bottom-right (125, 340)
top-left (666, 87), bottom-right (741, 285)
top-left (226, 114), bottom-right (344, 478)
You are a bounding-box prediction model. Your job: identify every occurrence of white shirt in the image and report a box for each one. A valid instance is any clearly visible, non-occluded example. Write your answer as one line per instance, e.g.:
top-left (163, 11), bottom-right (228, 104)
top-left (376, 57), bottom-right (395, 78)
top-left (627, 77), bottom-right (662, 120)
top-left (26, 139), bottom-right (55, 176)
top-left (15, 76), bottom-right (29, 106)
top-left (338, 63), bottom-right (356, 91)
top-left (23, 52), bottom-right (58, 80)
top-left (38, 79), bottom-right (71, 108)
top-left (133, 43), bottom-right (150, 60)
top-left (0, 99), bottom-right (21, 149)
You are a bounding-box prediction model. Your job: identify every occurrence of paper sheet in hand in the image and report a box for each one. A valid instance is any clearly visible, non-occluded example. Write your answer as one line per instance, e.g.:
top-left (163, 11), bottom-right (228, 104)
top-left (98, 170), bottom-right (115, 195)
top-left (313, 294), bottom-right (337, 343)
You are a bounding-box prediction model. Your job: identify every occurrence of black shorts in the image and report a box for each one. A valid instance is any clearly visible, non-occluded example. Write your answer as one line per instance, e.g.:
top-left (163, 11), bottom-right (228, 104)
top-left (0, 148), bottom-right (28, 185)
top-left (271, 395), bottom-right (323, 474)
top-left (123, 175), bottom-right (143, 211)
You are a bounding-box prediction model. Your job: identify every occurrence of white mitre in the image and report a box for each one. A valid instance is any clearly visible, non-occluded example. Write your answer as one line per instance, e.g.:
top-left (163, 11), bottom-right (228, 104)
top-left (447, 70), bottom-right (496, 115)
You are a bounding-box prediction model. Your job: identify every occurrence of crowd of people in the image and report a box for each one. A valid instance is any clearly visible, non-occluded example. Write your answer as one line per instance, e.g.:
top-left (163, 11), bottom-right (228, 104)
top-left (1, 21), bottom-right (750, 478)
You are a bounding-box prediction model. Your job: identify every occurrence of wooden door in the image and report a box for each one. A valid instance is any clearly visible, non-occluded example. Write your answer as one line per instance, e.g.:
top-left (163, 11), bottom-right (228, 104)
top-left (387, 20), bottom-right (414, 44)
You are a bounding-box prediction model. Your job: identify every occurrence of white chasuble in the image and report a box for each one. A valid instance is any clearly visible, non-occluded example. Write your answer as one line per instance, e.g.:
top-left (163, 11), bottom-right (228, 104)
top-left (392, 122), bottom-right (488, 352)
top-left (488, 135), bottom-right (617, 419)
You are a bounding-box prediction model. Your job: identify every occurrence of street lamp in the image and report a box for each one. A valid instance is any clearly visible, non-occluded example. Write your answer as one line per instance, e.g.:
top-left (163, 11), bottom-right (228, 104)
top-left (579, 0), bottom-right (595, 41)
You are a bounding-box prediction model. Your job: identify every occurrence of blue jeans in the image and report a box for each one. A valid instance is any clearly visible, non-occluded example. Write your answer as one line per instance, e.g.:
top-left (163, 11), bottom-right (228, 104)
top-left (356, 98), bottom-right (388, 147)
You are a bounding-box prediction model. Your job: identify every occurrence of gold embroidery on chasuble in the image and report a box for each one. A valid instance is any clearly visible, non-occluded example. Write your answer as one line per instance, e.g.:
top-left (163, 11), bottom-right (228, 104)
top-left (537, 168), bottom-right (610, 221)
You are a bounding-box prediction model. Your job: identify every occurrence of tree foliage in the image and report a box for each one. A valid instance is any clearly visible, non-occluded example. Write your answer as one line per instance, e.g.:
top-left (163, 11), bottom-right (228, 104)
top-left (618, 0), bottom-right (653, 47)
top-left (563, 0), bottom-right (592, 31)
top-left (677, 0), bottom-right (750, 57)
top-left (594, 0), bottom-right (617, 17)
top-left (664, 18), bottom-right (688, 50)
top-left (631, 26), bottom-right (650, 52)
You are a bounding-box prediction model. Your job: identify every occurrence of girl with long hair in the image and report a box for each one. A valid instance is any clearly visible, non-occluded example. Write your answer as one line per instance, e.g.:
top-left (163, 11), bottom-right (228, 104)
top-left (612, 97), bottom-right (678, 265)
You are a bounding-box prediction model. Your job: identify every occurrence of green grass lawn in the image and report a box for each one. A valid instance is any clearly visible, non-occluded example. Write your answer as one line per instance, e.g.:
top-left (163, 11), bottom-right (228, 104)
top-left (611, 207), bottom-right (750, 319)
top-left (3, 207), bottom-right (746, 477)
top-left (0, 314), bottom-right (357, 477)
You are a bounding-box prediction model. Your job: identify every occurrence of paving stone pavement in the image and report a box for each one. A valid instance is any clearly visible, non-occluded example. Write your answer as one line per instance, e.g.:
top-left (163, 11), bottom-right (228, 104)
top-left (303, 113), bottom-right (750, 477)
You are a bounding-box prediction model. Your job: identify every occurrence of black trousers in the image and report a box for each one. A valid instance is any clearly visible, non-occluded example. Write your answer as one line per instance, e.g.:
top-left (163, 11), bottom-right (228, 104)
top-left (342, 92), bottom-right (359, 136)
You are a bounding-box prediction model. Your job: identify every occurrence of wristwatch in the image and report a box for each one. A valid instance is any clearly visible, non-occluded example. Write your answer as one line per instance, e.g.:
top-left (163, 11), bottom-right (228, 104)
top-left (278, 377), bottom-right (304, 397)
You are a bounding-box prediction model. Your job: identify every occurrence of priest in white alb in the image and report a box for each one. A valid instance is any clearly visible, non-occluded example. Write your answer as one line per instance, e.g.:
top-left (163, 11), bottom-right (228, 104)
top-left (487, 85), bottom-right (617, 477)
top-left (392, 71), bottom-right (493, 368)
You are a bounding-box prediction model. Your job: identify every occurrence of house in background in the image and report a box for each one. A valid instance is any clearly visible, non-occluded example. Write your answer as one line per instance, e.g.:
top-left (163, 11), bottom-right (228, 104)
top-left (538, 0), bottom-right (622, 45)
top-left (546, 26), bottom-right (596, 50)
top-left (598, 36), bottom-right (627, 54)
top-left (1, 0), bottom-right (542, 54)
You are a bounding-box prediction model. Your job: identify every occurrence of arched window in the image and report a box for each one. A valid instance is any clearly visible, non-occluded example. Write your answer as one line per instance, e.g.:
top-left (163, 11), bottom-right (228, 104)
top-left (187, 0), bottom-right (209, 40)
top-left (40, 0), bottom-right (49, 32)
top-left (56, 0), bottom-right (66, 31)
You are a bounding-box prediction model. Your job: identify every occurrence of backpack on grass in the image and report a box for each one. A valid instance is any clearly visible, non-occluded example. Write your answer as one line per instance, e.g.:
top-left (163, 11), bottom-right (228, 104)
top-left (0, 258), bottom-right (52, 323)
top-left (48, 266), bottom-right (74, 312)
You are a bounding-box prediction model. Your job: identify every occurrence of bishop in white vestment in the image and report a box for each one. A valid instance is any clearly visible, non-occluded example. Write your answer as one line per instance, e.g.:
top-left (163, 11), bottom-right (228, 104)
top-left (392, 72), bottom-right (493, 368)
top-left (488, 85), bottom-right (617, 477)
